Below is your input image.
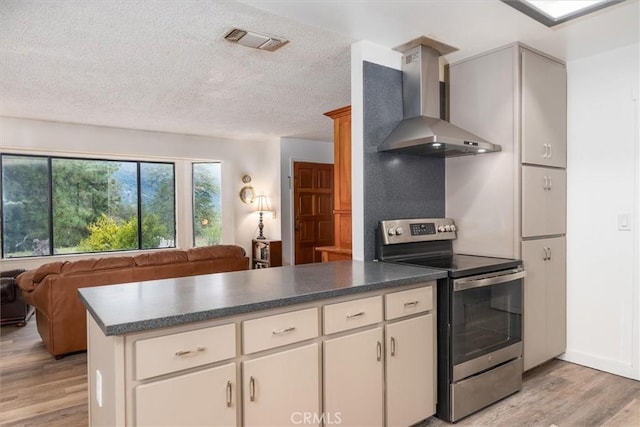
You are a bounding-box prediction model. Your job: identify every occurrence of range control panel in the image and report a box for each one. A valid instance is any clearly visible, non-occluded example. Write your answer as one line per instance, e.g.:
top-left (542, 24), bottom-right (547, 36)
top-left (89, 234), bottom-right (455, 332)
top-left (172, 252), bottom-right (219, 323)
top-left (379, 218), bottom-right (457, 245)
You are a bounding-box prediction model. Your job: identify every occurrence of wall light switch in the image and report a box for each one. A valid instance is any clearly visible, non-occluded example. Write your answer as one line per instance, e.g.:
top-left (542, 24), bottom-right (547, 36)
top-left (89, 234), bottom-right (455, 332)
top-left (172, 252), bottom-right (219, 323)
top-left (618, 213), bottom-right (632, 231)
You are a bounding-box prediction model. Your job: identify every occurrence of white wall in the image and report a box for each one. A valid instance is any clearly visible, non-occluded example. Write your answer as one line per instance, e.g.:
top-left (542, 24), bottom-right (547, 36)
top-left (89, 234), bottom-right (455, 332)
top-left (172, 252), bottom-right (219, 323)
top-left (0, 117), bottom-right (280, 270)
top-left (279, 137), bottom-right (334, 265)
top-left (564, 43), bottom-right (639, 380)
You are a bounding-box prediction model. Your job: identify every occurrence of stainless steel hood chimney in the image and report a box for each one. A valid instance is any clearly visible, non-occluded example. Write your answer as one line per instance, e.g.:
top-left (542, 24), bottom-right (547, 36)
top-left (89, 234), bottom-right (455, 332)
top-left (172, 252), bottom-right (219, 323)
top-left (378, 38), bottom-right (501, 157)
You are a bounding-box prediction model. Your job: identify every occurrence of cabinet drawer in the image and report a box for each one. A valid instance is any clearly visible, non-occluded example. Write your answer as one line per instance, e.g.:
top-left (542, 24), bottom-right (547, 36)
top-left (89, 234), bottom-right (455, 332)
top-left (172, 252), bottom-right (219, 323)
top-left (134, 323), bottom-right (236, 381)
top-left (385, 286), bottom-right (433, 321)
top-left (323, 295), bottom-right (383, 335)
top-left (243, 307), bottom-right (318, 355)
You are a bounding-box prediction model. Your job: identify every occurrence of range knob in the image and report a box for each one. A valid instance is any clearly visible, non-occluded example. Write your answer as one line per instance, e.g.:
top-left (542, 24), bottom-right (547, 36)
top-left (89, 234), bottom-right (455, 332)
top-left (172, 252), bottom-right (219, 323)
top-left (451, 225), bottom-right (457, 232)
top-left (438, 226), bottom-right (446, 233)
top-left (387, 227), bottom-right (396, 236)
top-left (444, 225), bottom-right (451, 232)
top-left (395, 227), bottom-right (404, 235)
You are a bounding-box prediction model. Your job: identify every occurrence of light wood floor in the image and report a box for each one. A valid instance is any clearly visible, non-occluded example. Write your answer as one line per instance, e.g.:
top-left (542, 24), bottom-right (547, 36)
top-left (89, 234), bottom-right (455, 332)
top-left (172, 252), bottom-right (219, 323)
top-left (1, 321), bottom-right (639, 426)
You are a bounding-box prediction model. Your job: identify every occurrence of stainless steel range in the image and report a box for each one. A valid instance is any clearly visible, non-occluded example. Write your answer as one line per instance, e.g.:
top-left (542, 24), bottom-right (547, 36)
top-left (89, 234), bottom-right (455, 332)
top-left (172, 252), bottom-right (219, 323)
top-left (376, 218), bottom-right (525, 422)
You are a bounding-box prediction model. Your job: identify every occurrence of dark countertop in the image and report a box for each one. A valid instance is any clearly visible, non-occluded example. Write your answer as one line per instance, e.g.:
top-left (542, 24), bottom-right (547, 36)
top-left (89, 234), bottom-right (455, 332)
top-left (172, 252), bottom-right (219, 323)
top-left (78, 260), bottom-right (446, 336)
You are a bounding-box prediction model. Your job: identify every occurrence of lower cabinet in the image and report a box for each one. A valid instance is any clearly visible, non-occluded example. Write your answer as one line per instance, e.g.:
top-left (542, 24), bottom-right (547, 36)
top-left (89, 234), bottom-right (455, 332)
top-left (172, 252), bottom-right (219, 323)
top-left (386, 314), bottom-right (435, 426)
top-left (243, 343), bottom-right (320, 426)
top-left (324, 327), bottom-right (384, 426)
top-left (135, 362), bottom-right (236, 427)
top-left (88, 282), bottom-right (437, 427)
top-left (522, 236), bottom-right (566, 371)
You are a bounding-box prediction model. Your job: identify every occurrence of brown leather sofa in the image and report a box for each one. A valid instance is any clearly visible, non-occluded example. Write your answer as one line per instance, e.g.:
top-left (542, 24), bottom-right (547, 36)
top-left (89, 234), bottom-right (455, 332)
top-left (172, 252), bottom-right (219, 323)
top-left (16, 245), bottom-right (249, 357)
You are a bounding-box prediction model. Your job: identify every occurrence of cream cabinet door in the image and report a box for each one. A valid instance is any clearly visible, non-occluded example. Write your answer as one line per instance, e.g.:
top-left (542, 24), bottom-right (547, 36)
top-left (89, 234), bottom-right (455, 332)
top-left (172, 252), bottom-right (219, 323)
top-left (134, 362), bottom-right (236, 427)
top-left (324, 327), bottom-right (384, 426)
top-left (521, 48), bottom-right (567, 168)
top-left (544, 168), bottom-right (567, 237)
top-left (522, 237), bottom-right (566, 371)
top-left (522, 239), bottom-right (548, 371)
top-left (545, 237), bottom-right (567, 358)
top-left (386, 314), bottom-right (435, 427)
top-left (243, 343), bottom-right (319, 427)
top-left (522, 166), bottom-right (566, 237)
top-left (522, 167), bottom-right (549, 238)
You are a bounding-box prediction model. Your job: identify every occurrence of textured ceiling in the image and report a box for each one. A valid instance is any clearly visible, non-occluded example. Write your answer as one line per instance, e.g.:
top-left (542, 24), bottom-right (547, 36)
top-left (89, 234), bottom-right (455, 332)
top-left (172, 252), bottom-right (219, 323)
top-left (0, 0), bottom-right (353, 142)
top-left (1, 1), bottom-right (638, 143)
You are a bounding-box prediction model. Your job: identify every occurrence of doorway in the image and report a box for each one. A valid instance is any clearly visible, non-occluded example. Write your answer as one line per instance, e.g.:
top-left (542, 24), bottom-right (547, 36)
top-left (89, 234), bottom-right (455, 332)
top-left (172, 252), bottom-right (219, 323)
top-left (293, 161), bottom-right (334, 264)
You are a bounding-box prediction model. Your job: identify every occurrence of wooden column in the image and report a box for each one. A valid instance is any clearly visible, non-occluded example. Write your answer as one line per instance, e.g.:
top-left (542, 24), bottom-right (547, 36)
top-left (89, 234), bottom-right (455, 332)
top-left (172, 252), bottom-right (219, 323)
top-left (316, 105), bottom-right (352, 262)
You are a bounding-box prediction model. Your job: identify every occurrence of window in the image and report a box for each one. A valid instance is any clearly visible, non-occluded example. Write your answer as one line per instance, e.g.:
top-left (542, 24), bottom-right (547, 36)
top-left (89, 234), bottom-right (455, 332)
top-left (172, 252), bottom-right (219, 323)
top-left (1, 154), bottom-right (176, 258)
top-left (192, 163), bottom-right (222, 247)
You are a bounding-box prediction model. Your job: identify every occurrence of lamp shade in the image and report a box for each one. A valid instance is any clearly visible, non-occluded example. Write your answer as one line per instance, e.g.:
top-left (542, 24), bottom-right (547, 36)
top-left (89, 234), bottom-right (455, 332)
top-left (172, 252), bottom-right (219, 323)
top-left (253, 195), bottom-right (271, 213)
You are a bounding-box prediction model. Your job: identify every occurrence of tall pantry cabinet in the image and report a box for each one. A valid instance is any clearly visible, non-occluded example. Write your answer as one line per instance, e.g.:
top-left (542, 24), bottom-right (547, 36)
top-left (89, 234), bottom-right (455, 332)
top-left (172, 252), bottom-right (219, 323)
top-left (446, 43), bottom-right (567, 372)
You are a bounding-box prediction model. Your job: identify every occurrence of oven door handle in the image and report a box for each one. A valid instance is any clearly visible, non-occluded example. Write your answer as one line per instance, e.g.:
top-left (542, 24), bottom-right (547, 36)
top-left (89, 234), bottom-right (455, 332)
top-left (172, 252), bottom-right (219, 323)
top-left (453, 268), bottom-right (526, 292)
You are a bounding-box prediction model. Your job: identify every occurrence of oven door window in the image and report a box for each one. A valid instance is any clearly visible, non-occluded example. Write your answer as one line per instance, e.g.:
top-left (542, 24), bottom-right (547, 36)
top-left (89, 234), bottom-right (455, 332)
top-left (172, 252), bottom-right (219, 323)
top-left (451, 276), bottom-right (522, 366)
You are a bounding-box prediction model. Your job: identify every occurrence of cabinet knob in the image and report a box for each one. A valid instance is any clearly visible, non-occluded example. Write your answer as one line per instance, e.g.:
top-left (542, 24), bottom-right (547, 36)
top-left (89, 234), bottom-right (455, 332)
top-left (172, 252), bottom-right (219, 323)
top-left (390, 337), bottom-right (397, 357)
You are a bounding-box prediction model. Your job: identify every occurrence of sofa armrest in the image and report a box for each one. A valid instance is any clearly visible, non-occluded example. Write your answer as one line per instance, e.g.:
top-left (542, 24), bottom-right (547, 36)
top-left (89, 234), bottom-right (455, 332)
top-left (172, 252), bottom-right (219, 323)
top-left (16, 270), bottom-right (37, 292)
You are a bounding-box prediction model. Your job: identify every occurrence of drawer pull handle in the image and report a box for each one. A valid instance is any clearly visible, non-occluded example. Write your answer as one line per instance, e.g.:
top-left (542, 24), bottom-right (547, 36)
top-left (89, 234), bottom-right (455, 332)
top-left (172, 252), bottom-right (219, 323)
top-left (346, 311), bottom-right (365, 319)
top-left (175, 346), bottom-right (206, 357)
top-left (404, 300), bottom-right (420, 308)
top-left (226, 380), bottom-right (232, 407)
top-left (390, 337), bottom-right (397, 357)
top-left (272, 326), bottom-right (296, 335)
top-left (249, 376), bottom-right (256, 402)
top-left (376, 341), bottom-right (382, 361)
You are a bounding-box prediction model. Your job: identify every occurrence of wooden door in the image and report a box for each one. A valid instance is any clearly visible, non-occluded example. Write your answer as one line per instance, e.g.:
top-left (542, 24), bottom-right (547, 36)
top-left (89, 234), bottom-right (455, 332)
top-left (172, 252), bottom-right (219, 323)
top-left (293, 162), bottom-right (334, 264)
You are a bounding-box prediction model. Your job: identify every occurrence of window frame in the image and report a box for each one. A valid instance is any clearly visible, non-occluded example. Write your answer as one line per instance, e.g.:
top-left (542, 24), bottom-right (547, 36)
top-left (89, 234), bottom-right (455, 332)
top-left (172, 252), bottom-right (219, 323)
top-left (1, 153), bottom-right (177, 259)
top-left (191, 162), bottom-right (223, 248)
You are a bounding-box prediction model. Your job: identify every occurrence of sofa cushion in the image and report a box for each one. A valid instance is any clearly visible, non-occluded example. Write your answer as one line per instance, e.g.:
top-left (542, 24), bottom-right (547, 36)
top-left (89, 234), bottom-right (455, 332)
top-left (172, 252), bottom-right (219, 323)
top-left (134, 250), bottom-right (188, 266)
top-left (187, 245), bottom-right (247, 262)
top-left (33, 262), bottom-right (65, 283)
top-left (61, 256), bottom-right (135, 274)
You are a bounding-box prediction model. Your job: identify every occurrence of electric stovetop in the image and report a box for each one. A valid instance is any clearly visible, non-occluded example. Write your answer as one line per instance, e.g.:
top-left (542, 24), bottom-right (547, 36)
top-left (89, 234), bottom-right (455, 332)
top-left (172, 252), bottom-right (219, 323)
top-left (394, 254), bottom-right (522, 278)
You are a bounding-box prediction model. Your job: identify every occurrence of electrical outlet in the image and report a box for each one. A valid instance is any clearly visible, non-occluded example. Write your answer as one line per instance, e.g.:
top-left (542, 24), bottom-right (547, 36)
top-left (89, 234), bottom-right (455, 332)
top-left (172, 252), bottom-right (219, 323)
top-left (96, 369), bottom-right (103, 408)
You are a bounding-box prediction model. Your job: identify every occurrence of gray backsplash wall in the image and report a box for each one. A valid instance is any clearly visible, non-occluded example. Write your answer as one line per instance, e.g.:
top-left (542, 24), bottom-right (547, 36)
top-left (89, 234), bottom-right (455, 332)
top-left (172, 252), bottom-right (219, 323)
top-left (363, 61), bottom-right (445, 261)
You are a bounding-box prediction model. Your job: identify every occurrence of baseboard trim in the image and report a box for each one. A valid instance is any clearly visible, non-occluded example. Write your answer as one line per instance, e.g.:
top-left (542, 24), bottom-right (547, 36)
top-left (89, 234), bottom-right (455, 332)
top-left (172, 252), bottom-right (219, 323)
top-left (560, 350), bottom-right (638, 380)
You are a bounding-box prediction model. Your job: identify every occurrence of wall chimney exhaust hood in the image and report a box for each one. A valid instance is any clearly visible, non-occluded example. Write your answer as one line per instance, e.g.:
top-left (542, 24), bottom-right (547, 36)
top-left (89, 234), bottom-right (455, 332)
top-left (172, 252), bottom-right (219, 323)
top-left (378, 37), bottom-right (501, 157)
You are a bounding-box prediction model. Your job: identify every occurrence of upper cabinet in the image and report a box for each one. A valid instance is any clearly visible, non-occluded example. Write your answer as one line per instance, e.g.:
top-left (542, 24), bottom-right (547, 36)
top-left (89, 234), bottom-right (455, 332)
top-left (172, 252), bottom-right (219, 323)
top-left (521, 50), bottom-right (567, 168)
top-left (521, 166), bottom-right (567, 238)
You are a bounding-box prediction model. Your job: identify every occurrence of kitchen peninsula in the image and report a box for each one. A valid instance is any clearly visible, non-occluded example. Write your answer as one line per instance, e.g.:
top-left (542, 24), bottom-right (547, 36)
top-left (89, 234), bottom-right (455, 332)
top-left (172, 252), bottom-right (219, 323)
top-left (79, 260), bottom-right (446, 426)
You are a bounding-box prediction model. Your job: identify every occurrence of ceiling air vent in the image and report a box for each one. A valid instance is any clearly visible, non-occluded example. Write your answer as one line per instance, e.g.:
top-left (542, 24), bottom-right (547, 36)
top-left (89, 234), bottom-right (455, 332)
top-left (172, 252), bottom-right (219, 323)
top-left (223, 27), bottom-right (289, 52)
